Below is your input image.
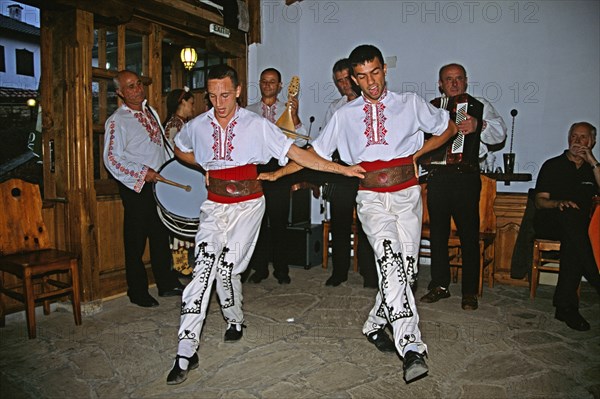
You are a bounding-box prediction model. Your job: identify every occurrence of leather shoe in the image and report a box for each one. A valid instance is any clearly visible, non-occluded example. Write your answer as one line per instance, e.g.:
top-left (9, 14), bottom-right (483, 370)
top-left (158, 286), bottom-right (184, 297)
top-left (129, 295), bottom-right (159, 308)
top-left (325, 275), bottom-right (347, 287)
top-left (275, 274), bottom-right (291, 284)
top-left (248, 272), bottom-right (268, 284)
top-left (224, 324), bottom-right (246, 342)
top-left (403, 351), bottom-right (429, 383)
top-left (366, 329), bottom-right (396, 353)
top-left (420, 286), bottom-right (450, 303)
top-left (555, 307), bottom-right (591, 331)
top-left (461, 295), bottom-right (478, 310)
top-left (166, 353), bottom-right (199, 385)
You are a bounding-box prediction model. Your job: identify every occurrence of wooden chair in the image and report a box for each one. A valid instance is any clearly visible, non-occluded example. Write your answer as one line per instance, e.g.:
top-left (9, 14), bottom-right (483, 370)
top-left (529, 239), bottom-right (561, 299)
top-left (0, 179), bottom-right (82, 338)
top-left (322, 206), bottom-right (359, 272)
top-left (420, 175), bottom-right (497, 296)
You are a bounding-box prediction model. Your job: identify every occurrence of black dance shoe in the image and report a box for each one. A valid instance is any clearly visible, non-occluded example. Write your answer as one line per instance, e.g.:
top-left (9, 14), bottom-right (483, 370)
top-left (366, 329), bottom-right (396, 353)
top-left (166, 353), bottom-right (199, 385)
top-left (224, 324), bottom-right (246, 342)
top-left (403, 351), bottom-right (429, 383)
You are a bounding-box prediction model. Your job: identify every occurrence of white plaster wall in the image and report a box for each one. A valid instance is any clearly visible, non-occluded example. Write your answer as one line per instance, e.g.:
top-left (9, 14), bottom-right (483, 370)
top-left (0, 1), bottom-right (41, 91)
top-left (250, 0), bottom-right (599, 197)
top-left (0, 36), bottom-right (40, 90)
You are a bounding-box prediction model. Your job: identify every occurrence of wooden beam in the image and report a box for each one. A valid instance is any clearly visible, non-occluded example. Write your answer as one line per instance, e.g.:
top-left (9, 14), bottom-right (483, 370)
top-left (247, 0), bottom-right (260, 44)
top-left (152, 0), bottom-right (223, 24)
top-left (206, 36), bottom-right (246, 58)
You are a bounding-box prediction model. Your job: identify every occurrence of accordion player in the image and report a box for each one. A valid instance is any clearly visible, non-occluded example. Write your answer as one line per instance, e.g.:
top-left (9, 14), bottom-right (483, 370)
top-left (419, 93), bottom-right (484, 170)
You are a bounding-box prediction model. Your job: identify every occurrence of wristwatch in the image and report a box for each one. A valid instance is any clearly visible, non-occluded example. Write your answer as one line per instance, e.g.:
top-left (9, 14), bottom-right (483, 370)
top-left (592, 162), bottom-right (600, 169)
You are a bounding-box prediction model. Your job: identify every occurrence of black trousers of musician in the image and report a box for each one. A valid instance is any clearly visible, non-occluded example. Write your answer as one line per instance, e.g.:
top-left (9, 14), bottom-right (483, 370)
top-left (118, 182), bottom-right (180, 300)
top-left (535, 208), bottom-right (600, 310)
top-left (426, 171), bottom-right (481, 296)
top-left (248, 159), bottom-right (302, 280)
top-left (327, 175), bottom-right (377, 285)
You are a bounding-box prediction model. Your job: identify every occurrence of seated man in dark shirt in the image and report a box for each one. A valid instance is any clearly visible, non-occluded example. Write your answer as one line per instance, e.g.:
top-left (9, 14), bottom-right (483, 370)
top-left (534, 121), bottom-right (600, 331)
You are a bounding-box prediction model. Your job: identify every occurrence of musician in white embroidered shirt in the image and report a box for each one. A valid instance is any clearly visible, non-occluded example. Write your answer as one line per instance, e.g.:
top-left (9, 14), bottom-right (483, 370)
top-left (246, 68), bottom-right (308, 146)
top-left (245, 68), bottom-right (311, 285)
top-left (103, 70), bottom-right (183, 308)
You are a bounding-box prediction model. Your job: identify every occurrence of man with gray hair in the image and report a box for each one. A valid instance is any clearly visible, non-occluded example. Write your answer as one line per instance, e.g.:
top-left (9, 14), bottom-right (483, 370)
top-left (534, 121), bottom-right (600, 331)
top-left (103, 70), bottom-right (183, 307)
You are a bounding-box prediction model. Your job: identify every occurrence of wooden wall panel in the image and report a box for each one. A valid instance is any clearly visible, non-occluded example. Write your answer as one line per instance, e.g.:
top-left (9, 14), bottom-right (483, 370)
top-left (95, 196), bottom-right (151, 298)
top-left (493, 192), bottom-right (529, 287)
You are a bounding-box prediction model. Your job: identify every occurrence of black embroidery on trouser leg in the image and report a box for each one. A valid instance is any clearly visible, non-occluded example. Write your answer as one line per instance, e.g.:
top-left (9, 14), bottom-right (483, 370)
top-left (406, 255), bottom-right (417, 287)
top-left (178, 329), bottom-right (198, 342)
top-left (216, 247), bottom-right (235, 309)
top-left (377, 239), bottom-right (413, 322)
top-left (181, 242), bottom-right (215, 316)
top-left (399, 333), bottom-right (417, 351)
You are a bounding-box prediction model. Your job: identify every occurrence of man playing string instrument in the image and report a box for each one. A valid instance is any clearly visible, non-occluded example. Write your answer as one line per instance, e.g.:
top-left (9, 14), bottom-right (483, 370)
top-left (245, 68), bottom-right (315, 284)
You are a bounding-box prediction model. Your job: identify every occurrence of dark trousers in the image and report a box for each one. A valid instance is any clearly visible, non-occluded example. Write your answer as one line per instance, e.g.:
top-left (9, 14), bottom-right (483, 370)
top-left (535, 208), bottom-right (600, 309)
top-left (118, 182), bottom-right (179, 299)
top-left (250, 184), bottom-right (292, 278)
top-left (248, 166), bottom-right (324, 278)
top-left (427, 171), bottom-right (481, 295)
top-left (328, 177), bottom-right (377, 284)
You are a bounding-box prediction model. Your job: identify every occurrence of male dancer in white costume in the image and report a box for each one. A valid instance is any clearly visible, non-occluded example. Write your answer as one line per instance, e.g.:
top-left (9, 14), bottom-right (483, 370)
top-left (166, 64), bottom-right (364, 385)
top-left (264, 45), bottom-right (458, 383)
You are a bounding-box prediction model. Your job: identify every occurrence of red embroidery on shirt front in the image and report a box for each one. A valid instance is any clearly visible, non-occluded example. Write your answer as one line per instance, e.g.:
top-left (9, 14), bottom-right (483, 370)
top-left (130, 109), bottom-right (162, 145)
top-left (261, 102), bottom-right (277, 123)
top-left (106, 120), bottom-right (141, 179)
top-left (211, 119), bottom-right (237, 161)
top-left (362, 102), bottom-right (388, 146)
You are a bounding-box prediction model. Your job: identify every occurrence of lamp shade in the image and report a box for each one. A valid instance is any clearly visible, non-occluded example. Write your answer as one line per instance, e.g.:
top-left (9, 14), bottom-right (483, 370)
top-left (180, 47), bottom-right (198, 70)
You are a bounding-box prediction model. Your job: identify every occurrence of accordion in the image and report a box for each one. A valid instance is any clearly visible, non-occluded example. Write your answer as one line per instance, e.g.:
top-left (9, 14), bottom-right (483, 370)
top-left (419, 93), bottom-right (483, 168)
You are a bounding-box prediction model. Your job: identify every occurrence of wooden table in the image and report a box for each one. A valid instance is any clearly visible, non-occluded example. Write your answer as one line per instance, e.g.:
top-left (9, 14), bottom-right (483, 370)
top-left (484, 173), bottom-right (532, 186)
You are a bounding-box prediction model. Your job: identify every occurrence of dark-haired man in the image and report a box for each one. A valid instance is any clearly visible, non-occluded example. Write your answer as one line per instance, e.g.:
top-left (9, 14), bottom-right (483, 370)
top-left (166, 64), bottom-right (364, 385)
top-left (321, 58), bottom-right (377, 288)
top-left (245, 67), bottom-right (309, 285)
top-left (263, 45), bottom-right (458, 383)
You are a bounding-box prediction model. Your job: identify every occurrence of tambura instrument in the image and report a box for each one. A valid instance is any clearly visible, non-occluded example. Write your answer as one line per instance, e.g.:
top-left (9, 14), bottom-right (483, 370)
top-left (153, 158), bottom-right (207, 238)
top-left (276, 76), bottom-right (312, 141)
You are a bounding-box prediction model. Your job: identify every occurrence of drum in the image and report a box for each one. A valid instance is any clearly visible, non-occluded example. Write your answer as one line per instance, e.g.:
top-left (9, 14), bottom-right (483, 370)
top-left (153, 158), bottom-right (207, 238)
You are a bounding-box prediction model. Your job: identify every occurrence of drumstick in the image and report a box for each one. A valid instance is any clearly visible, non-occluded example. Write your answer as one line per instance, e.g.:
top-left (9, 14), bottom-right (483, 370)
top-left (156, 175), bottom-right (192, 192)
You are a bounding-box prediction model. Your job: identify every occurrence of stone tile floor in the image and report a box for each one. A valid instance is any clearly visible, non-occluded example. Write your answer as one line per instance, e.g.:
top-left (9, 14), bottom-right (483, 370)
top-left (0, 266), bottom-right (598, 398)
